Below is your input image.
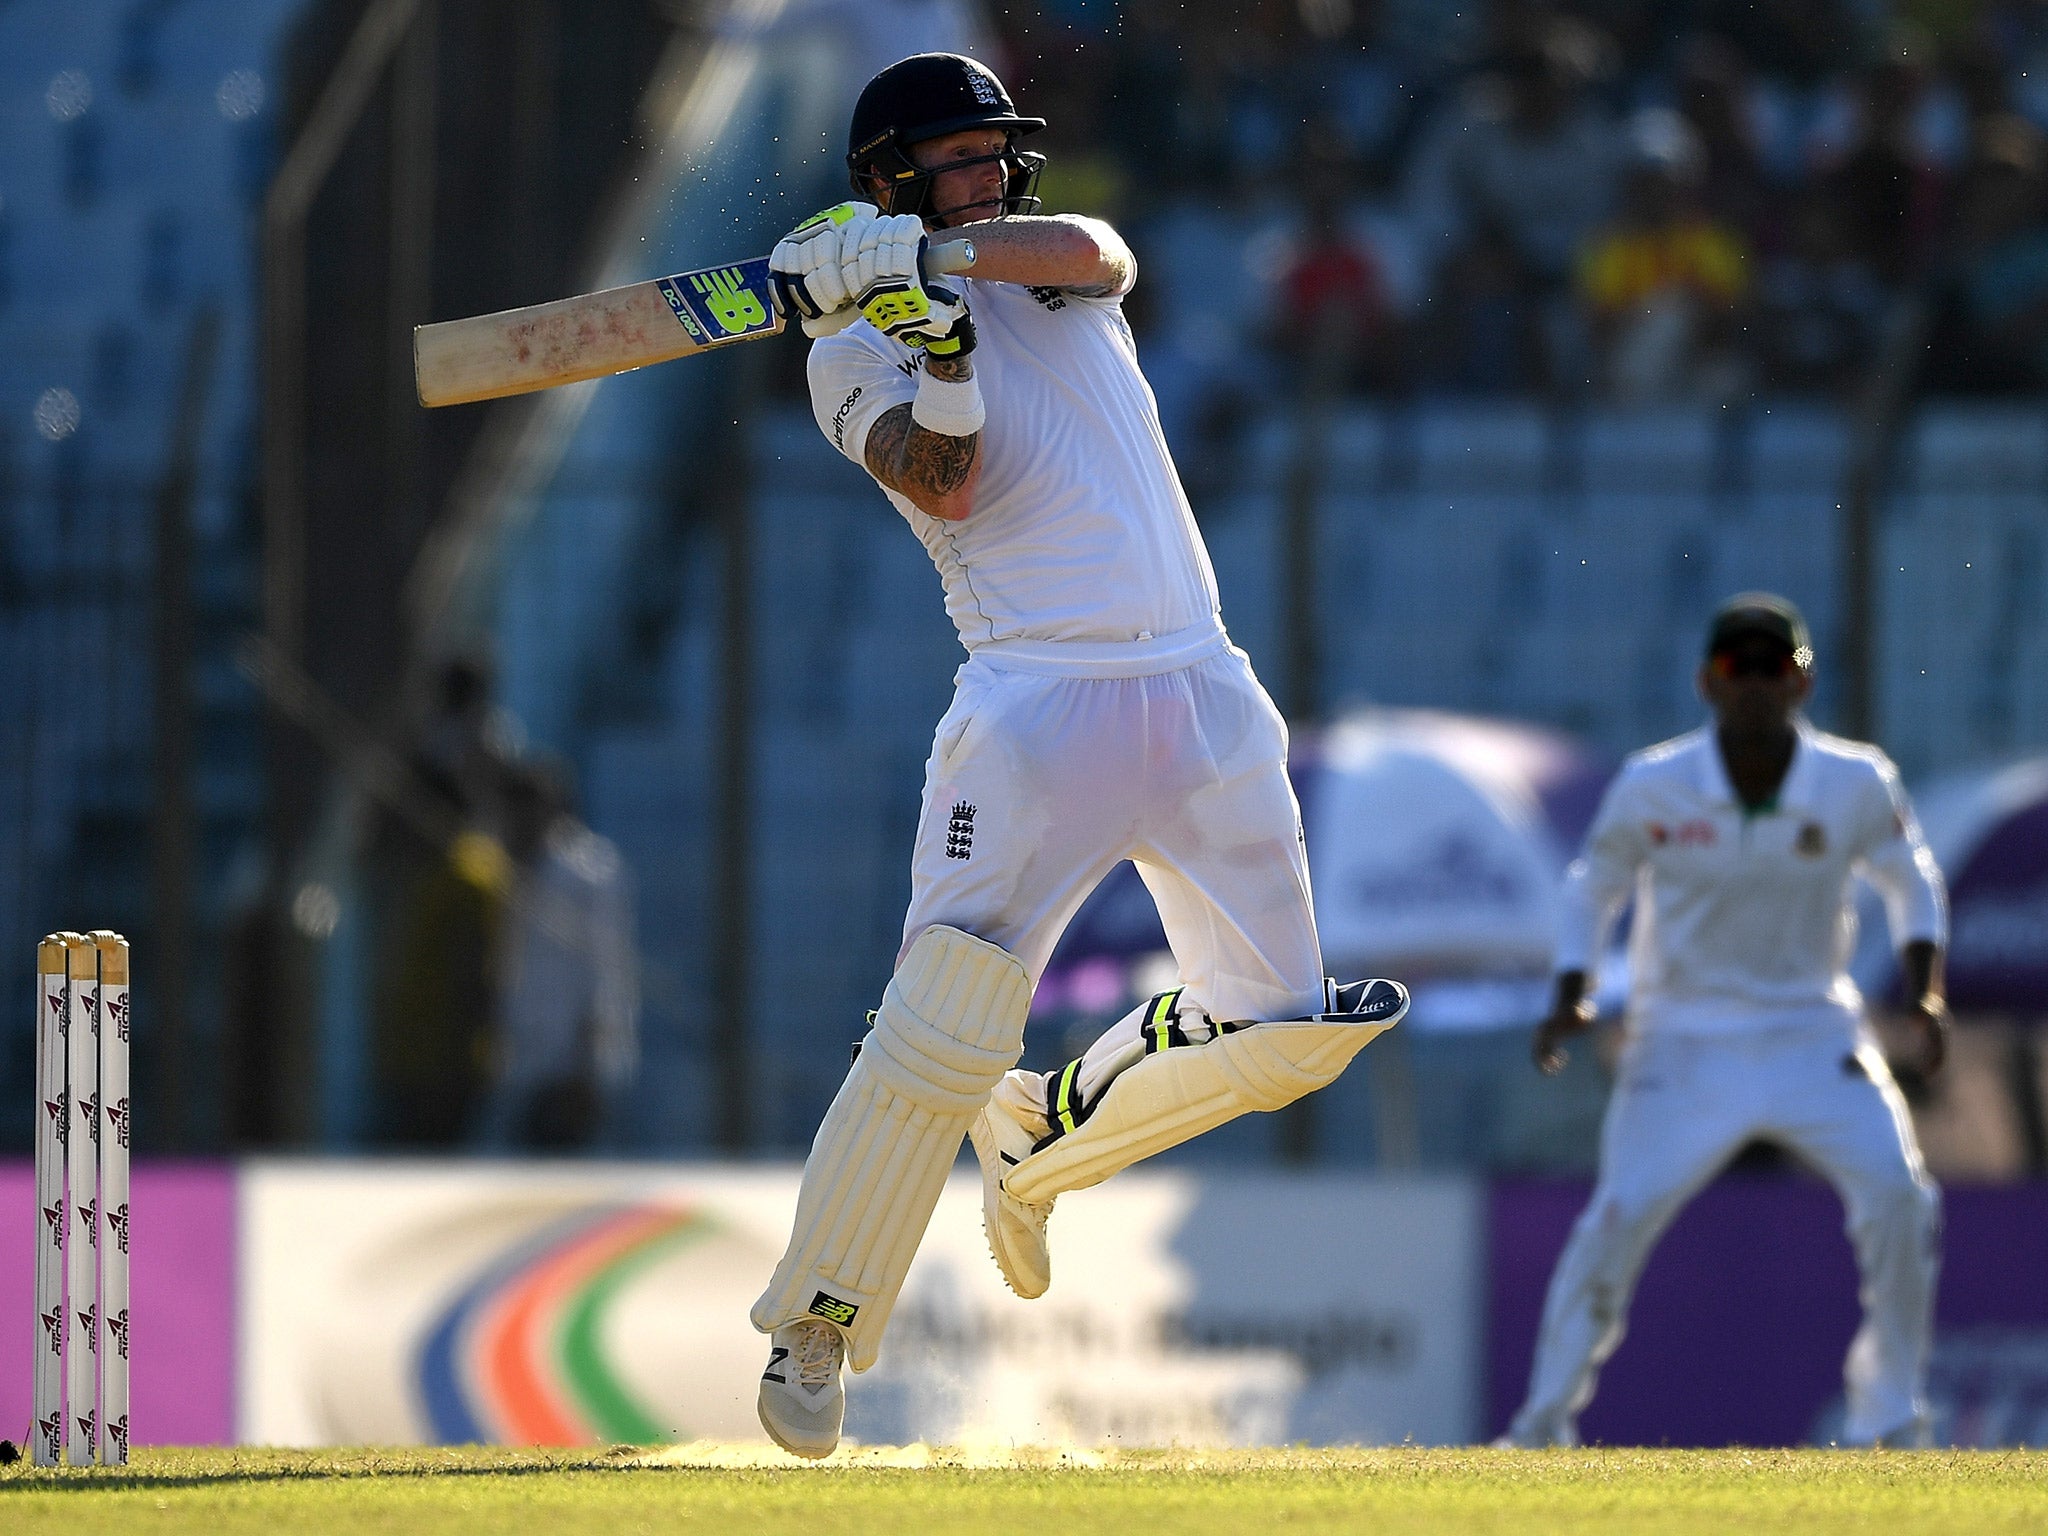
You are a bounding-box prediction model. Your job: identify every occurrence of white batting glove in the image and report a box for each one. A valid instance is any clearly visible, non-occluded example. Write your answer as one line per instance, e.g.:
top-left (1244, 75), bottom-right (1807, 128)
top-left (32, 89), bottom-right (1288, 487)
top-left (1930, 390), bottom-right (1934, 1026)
top-left (841, 213), bottom-right (926, 305)
top-left (849, 216), bottom-right (975, 354)
top-left (770, 201), bottom-right (876, 338)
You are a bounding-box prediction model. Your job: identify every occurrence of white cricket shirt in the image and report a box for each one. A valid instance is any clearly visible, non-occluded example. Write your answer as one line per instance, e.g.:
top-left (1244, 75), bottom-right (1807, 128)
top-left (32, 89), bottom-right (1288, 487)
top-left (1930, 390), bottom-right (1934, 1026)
top-left (807, 273), bottom-right (1225, 675)
top-left (1556, 720), bottom-right (1946, 1035)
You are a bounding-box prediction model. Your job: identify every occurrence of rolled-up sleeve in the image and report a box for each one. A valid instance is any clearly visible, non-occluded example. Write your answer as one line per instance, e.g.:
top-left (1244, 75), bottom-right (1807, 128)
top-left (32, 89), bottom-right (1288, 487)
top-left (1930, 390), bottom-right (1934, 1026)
top-left (1554, 765), bottom-right (1648, 979)
top-left (1857, 757), bottom-right (1948, 949)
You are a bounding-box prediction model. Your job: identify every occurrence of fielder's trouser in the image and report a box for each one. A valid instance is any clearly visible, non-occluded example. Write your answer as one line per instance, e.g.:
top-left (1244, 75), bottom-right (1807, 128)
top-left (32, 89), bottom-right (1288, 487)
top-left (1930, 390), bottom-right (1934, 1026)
top-left (1508, 1023), bottom-right (1940, 1447)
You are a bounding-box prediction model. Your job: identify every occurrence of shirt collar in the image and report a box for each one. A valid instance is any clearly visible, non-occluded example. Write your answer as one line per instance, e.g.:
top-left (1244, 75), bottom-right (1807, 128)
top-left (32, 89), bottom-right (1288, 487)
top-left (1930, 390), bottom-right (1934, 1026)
top-left (1692, 715), bottom-right (1814, 810)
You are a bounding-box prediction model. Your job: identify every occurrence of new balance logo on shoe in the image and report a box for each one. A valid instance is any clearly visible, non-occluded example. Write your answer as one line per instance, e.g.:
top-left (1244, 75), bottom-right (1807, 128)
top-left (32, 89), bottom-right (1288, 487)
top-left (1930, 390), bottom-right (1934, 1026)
top-left (807, 1291), bottom-right (859, 1328)
top-left (762, 1346), bottom-right (790, 1384)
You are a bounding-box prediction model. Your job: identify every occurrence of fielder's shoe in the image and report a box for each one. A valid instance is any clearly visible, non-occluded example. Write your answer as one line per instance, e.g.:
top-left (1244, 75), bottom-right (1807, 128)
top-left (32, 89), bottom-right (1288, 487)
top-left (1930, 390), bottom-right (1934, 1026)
top-left (757, 1317), bottom-right (845, 1459)
top-left (1863, 1413), bottom-right (1933, 1450)
top-left (970, 1080), bottom-right (1053, 1299)
top-left (1492, 1406), bottom-right (1577, 1448)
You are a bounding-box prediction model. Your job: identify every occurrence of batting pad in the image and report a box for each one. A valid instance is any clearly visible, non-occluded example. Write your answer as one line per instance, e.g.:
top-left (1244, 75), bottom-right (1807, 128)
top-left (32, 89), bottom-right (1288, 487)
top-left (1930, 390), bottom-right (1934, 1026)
top-left (1002, 981), bottom-right (1408, 1206)
top-left (752, 925), bottom-right (1030, 1371)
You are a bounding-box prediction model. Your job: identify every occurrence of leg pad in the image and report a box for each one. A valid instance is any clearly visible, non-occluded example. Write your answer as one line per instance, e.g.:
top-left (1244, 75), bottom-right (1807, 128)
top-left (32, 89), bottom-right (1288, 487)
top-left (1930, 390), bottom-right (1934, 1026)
top-left (752, 925), bottom-right (1030, 1370)
top-left (1003, 979), bottom-right (1405, 1205)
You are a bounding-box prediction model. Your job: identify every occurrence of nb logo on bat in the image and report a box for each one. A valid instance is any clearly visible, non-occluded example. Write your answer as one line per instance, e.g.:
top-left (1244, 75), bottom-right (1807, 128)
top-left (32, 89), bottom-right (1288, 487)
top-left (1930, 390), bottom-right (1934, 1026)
top-left (688, 266), bottom-right (769, 335)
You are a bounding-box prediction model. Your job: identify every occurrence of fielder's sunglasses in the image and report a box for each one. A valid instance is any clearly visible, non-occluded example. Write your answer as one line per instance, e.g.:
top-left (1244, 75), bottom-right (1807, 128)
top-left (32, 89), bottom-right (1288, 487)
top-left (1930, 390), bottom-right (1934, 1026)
top-left (1709, 645), bottom-right (1800, 680)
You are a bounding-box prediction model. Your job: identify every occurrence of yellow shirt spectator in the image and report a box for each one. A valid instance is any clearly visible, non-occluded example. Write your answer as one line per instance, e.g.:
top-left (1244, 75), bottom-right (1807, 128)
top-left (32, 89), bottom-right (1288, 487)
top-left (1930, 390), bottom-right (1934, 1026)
top-left (1580, 218), bottom-right (1750, 312)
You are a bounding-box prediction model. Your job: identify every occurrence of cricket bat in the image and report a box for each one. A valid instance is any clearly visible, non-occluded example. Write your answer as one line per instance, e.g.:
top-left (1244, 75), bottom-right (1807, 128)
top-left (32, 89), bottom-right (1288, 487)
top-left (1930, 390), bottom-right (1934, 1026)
top-left (414, 238), bottom-right (977, 407)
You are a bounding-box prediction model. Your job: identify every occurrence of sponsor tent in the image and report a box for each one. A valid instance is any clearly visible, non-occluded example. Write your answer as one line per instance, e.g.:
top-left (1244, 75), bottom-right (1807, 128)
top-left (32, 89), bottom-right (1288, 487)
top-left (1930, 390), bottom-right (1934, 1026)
top-left (1917, 756), bottom-right (2048, 1013)
top-left (1855, 754), bottom-right (2048, 1012)
top-left (1852, 754), bottom-right (2048, 1176)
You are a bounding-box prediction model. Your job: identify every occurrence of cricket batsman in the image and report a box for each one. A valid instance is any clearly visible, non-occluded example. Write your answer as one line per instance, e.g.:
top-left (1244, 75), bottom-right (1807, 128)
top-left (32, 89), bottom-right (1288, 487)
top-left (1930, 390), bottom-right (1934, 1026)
top-left (747, 53), bottom-right (1409, 1457)
top-left (1501, 594), bottom-right (1948, 1448)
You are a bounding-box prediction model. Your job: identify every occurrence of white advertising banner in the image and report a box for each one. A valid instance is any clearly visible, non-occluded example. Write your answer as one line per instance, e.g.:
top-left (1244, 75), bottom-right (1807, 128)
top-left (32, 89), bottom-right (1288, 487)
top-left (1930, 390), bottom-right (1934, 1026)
top-left (239, 1161), bottom-right (1481, 1448)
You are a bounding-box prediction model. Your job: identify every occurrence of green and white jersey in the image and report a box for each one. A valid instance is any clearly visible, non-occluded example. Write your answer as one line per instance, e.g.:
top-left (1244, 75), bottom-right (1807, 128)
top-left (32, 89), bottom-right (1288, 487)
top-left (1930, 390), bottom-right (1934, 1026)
top-left (807, 273), bottom-right (1226, 678)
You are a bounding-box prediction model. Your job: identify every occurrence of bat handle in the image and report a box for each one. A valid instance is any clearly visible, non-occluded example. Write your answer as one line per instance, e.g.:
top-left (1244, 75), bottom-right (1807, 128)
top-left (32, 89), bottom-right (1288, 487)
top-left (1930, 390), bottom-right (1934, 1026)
top-left (924, 239), bottom-right (976, 278)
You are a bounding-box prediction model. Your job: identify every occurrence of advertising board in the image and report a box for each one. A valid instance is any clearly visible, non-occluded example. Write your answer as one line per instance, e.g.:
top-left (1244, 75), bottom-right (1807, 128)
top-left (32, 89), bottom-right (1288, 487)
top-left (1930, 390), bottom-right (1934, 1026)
top-left (239, 1162), bottom-right (1483, 1447)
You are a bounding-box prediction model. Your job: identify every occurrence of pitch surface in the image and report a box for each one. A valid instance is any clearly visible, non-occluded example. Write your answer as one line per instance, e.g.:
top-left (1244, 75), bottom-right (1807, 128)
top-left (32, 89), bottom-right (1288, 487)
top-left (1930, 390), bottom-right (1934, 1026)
top-left (2, 1445), bottom-right (2043, 1532)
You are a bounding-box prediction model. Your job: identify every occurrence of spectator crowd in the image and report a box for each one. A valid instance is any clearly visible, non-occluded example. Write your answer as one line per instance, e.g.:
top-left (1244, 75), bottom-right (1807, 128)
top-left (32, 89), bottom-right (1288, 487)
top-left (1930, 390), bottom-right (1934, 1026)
top-left (986, 0), bottom-right (2048, 405)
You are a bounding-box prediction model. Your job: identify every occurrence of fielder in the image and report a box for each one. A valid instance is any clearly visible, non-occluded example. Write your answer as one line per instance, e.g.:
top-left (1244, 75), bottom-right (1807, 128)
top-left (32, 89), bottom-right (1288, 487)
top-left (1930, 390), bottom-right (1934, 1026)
top-left (748, 53), bottom-right (1408, 1458)
top-left (1502, 594), bottom-right (1948, 1448)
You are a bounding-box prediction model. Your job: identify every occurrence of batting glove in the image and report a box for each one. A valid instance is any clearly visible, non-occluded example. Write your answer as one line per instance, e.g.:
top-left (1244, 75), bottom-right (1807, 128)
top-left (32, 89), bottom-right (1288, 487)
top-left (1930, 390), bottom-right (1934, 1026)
top-left (769, 201), bottom-right (876, 338)
top-left (853, 220), bottom-right (977, 356)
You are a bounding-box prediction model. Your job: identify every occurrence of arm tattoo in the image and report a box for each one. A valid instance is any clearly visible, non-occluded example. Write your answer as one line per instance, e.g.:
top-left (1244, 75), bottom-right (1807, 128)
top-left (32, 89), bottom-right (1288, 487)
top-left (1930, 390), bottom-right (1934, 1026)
top-left (865, 399), bottom-right (979, 509)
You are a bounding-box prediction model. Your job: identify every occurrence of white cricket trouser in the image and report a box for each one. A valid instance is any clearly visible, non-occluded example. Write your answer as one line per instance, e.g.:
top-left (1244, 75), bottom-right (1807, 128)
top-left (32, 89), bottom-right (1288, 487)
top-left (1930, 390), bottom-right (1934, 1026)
top-left (901, 646), bottom-right (1325, 1027)
top-left (1509, 1021), bottom-right (1940, 1447)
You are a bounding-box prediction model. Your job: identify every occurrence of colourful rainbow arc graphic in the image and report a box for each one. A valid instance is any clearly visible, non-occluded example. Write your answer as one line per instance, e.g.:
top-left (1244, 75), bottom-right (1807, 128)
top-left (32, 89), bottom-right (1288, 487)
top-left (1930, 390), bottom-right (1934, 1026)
top-left (417, 1203), bottom-right (711, 1444)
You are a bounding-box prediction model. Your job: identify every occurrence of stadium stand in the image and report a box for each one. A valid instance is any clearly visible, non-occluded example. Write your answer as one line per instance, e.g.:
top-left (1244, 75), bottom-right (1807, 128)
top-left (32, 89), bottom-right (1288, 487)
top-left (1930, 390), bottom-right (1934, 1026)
top-left (10, 1), bottom-right (2048, 1163)
top-left (0, 1), bottom-right (299, 1150)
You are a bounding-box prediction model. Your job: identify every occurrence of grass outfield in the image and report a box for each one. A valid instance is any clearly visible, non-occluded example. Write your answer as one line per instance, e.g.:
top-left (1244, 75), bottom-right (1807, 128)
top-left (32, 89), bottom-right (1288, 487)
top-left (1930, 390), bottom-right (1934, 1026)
top-left (3, 1445), bottom-right (2045, 1533)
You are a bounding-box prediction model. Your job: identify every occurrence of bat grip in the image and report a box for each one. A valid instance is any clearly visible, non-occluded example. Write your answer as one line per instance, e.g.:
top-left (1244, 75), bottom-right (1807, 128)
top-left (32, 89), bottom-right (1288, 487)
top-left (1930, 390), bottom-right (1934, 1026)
top-left (923, 239), bottom-right (977, 278)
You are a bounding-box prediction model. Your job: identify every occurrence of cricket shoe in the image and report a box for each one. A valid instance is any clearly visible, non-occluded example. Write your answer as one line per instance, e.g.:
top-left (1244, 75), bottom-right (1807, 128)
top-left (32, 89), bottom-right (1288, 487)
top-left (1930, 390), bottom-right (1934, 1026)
top-left (970, 1080), bottom-right (1053, 1299)
top-left (1858, 1412), bottom-right (1932, 1450)
top-left (1491, 1411), bottom-right (1578, 1449)
top-left (757, 1317), bottom-right (845, 1459)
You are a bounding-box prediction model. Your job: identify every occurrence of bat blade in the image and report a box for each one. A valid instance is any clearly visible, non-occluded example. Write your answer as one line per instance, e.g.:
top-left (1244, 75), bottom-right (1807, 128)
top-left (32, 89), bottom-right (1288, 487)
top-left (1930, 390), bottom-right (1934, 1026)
top-left (413, 257), bottom-right (783, 408)
top-left (414, 239), bottom-right (975, 408)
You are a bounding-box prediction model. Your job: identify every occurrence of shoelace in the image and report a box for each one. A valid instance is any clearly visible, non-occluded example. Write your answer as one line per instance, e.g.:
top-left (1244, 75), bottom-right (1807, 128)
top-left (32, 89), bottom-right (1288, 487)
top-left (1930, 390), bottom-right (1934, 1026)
top-left (794, 1321), bottom-right (841, 1388)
